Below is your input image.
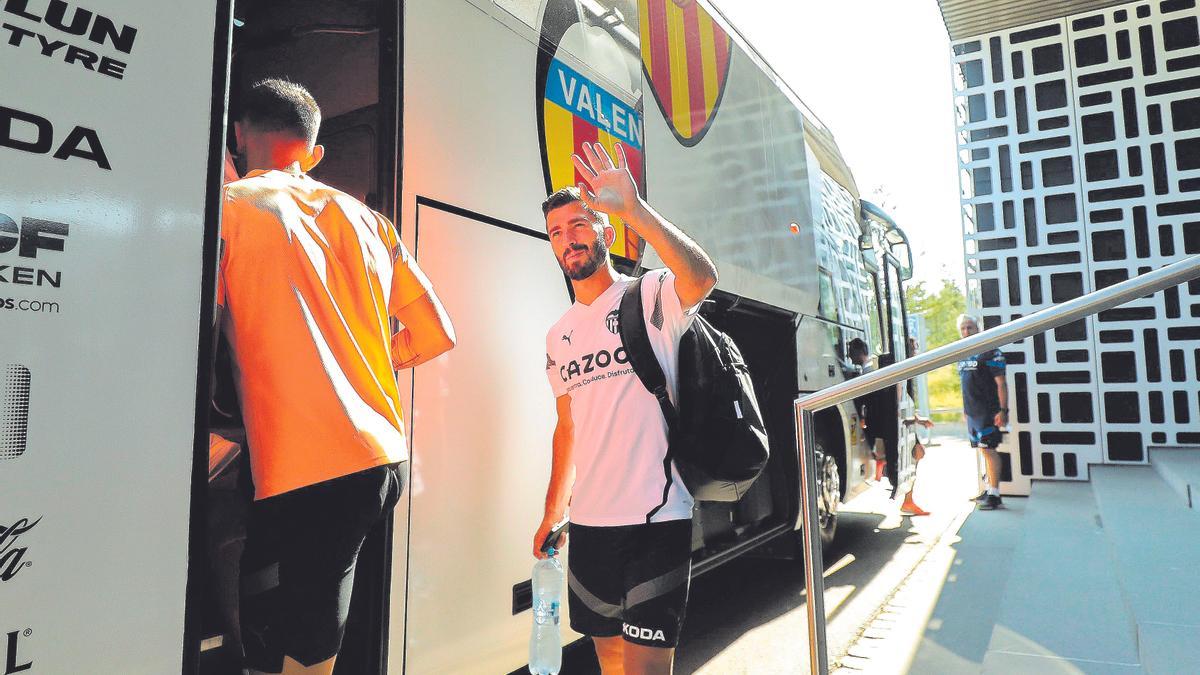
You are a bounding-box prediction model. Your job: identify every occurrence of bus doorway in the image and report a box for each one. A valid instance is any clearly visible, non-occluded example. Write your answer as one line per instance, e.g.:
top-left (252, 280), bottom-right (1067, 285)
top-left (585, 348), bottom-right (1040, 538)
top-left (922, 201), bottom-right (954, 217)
top-left (878, 253), bottom-right (917, 495)
top-left (690, 293), bottom-right (799, 568)
top-left (199, 1), bottom-right (399, 672)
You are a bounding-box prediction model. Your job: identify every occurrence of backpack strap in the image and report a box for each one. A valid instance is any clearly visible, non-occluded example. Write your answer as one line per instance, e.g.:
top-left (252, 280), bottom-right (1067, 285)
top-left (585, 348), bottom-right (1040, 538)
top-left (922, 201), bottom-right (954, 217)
top-left (619, 275), bottom-right (679, 431)
top-left (619, 275), bottom-right (681, 523)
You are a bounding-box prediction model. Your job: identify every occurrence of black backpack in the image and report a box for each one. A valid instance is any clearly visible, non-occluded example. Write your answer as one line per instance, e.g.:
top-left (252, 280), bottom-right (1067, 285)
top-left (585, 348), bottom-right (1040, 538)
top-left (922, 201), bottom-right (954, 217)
top-left (618, 275), bottom-right (770, 502)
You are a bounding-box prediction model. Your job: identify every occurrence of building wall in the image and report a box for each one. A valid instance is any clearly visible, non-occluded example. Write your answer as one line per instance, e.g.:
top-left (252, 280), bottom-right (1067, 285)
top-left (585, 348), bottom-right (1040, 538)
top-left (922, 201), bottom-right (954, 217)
top-left (951, 0), bottom-right (1200, 492)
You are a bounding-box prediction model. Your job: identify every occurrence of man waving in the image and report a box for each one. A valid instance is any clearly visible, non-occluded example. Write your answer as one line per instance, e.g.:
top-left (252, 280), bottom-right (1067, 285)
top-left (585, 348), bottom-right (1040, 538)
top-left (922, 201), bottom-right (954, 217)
top-left (534, 142), bottom-right (717, 675)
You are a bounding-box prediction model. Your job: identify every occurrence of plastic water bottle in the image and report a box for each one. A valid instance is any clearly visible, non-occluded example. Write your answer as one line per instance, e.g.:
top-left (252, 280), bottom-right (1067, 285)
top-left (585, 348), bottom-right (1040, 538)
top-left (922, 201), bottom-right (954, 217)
top-left (528, 551), bottom-right (564, 675)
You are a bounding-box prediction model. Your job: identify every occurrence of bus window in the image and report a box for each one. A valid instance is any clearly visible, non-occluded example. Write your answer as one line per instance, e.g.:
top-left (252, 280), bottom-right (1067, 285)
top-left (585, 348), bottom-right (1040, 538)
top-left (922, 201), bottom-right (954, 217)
top-left (886, 263), bottom-right (908, 359)
top-left (817, 268), bottom-right (845, 360)
top-left (865, 272), bottom-right (885, 357)
top-left (817, 268), bottom-right (839, 322)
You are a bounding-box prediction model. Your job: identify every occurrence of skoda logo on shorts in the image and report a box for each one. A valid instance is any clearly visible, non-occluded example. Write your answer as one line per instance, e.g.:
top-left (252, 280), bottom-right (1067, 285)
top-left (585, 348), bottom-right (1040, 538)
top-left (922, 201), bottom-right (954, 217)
top-left (606, 309), bottom-right (620, 335)
top-left (622, 623), bottom-right (667, 642)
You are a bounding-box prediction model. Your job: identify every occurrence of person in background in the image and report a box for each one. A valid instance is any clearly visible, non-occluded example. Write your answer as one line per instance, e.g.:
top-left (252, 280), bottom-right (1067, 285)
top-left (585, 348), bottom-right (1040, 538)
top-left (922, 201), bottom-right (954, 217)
top-left (848, 337), bottom-right (933, 513)
top-left (955, 314), bottom-right (1008, 511)
top-left (218, 78), bottom-right (456, 675)
top-left (899, 336), bottom-right (934, 516)
top-left (847, 337), bottom-right (887, 483)
top-left (847, 337), bottom-right (873, 375)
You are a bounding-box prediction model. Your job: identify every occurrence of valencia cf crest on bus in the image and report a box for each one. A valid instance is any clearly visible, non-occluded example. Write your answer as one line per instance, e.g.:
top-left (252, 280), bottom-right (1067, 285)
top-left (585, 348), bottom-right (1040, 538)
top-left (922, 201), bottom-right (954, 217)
top-left (638, 0), bottom-right (732, 146)
top-left (535, 0), bottom-right (646, 263)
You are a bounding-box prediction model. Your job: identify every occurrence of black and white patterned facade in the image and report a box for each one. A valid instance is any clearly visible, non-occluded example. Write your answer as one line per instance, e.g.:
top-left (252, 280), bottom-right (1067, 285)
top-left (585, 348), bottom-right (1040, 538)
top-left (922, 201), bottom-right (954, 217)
top-left (953, 0), bottom-right (1200, 492)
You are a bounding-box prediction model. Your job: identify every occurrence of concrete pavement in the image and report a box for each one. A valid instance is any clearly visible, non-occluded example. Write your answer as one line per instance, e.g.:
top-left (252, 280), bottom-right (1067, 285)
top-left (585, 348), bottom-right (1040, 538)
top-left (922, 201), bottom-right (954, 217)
top-left (681, 425), bottom-right (981, 674)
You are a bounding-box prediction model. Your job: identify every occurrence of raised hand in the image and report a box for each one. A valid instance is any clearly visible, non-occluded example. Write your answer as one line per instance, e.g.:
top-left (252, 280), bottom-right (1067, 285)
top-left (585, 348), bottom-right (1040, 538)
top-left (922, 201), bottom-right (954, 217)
top-left (572, 141), bottom-right (641, 221)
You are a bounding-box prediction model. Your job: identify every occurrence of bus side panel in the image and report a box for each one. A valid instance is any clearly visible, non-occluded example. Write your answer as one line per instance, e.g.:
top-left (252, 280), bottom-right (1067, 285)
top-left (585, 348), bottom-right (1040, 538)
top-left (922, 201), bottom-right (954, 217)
top-left (838, 399), bottom-right (873, 503)
top-left (0, 0), bottom-right (229, 672)
top-left (398, 1), bottom-right (581, 672)
top-left (400, 204), bottom-right (573, 674)
top-left (400, 0), bottom-right (558, 241)
top-left (639, 15), bottom-right (818, 316)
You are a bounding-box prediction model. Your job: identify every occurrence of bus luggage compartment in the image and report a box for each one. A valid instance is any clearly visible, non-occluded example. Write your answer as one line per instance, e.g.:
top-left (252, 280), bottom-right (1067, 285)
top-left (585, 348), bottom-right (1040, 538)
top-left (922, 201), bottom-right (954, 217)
top-left (689, 291), bottom-right (799, 563)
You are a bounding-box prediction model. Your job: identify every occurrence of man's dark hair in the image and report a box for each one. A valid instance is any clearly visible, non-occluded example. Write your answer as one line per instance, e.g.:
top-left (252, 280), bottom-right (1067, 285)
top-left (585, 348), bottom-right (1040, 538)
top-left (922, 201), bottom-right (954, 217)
top-left (540, 186), bottom-right (604, 225)
top-left (238, 78), bottom-right (321, 146)
top-left (848, 337), bottom-right (869, 358)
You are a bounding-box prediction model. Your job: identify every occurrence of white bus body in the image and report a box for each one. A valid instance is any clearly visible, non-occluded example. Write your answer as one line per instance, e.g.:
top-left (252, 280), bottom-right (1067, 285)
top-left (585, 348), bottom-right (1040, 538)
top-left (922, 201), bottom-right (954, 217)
top-left (0, 1), bottom-right (917, 673)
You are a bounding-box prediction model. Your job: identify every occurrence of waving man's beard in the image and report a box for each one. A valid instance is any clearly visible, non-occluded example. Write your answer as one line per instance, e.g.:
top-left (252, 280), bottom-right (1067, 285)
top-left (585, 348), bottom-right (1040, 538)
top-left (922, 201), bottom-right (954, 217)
top-left (561, 234), bottom-right (608, 281)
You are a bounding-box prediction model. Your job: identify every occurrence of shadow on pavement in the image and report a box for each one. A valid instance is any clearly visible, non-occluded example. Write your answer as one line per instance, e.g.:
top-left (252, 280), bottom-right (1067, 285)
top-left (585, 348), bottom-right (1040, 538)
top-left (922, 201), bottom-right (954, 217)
top-left (908, 498), bottom-right (1026, 674)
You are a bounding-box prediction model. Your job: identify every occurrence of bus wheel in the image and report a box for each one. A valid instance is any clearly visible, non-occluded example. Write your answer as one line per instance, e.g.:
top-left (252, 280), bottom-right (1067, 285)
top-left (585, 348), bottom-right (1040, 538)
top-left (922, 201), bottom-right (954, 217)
top-left (815, 440), bottom-right (841, 548)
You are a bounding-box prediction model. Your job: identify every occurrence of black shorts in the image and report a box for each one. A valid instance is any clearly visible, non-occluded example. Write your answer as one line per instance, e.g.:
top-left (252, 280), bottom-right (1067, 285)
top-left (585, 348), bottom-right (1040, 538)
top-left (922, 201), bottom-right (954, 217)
top-left (967, 415), bottom-right (1002, 449)
top-left (240, 462), bottom-right (407, 671)
top-left (567, 519), bottom-right (692, 648)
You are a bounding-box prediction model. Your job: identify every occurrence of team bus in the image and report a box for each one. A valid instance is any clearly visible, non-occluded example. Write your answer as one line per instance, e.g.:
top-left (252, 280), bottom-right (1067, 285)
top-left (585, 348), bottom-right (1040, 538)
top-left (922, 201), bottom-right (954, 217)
top-left (0, 0), bottom-right (916, 673)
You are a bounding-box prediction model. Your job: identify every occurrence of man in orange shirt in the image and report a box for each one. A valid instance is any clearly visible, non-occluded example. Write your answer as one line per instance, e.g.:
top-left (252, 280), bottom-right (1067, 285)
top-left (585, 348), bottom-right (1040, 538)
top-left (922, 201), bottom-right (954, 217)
top-left (218, 79), bottom-right (455, 675)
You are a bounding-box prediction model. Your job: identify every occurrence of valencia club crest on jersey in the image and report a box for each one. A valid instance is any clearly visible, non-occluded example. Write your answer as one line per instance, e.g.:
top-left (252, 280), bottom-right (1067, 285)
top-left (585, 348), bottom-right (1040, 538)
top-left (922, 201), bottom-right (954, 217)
top-left (606, 309), bottom-right (621, 335)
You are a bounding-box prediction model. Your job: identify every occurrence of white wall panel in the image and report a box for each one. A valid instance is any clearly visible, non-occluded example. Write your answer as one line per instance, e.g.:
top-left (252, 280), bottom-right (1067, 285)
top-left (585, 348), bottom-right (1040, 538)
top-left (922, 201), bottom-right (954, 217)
top-left (951, 0), bottom-right (1200, 490)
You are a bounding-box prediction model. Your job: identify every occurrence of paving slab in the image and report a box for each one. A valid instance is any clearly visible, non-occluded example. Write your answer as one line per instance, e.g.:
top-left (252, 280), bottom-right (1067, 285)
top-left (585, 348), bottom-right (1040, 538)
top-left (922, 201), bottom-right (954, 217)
top-left (908, 499), bottom-right (1026, 674)
top-left (981, 650), bottom-right (1143, 675)
top-left (837, 655), bottom-right (873, 671)
top-left (1091, 467), bottom-right (1200, 627)
top-left (861, 627), bottom-right (891, 640)
top-left (984, 481), bottom-right (1140, 667)
top-left (1091, 466), bottom-right (1200, 674)
top-left (951, 497), bottom-right (1028, 549)
top-left (1137, 622), bottom-right (1200, 675)
top-left (1150, 448), bottom-right (1200, 510)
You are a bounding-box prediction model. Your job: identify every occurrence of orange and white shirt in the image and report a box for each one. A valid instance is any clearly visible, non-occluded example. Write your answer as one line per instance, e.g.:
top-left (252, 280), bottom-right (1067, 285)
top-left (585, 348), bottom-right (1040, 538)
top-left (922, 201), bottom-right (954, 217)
top-left (217, 169), bottom-right (429, 499)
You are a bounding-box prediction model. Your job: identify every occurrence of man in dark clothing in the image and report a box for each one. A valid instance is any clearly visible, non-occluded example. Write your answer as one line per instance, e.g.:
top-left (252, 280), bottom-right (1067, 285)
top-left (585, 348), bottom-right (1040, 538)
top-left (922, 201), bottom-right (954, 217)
top-left (955, 314), bottom-right (1008, 510)
top-left (847, 338), bottom-right (885, 483)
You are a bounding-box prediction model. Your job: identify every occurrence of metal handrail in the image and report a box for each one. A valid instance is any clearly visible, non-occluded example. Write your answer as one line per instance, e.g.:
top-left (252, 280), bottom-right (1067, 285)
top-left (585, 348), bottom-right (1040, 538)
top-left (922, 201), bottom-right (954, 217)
top-left (793, 254), bottom-right (1200, 674)
top-left (802, 254), bottom-right (1200, 412)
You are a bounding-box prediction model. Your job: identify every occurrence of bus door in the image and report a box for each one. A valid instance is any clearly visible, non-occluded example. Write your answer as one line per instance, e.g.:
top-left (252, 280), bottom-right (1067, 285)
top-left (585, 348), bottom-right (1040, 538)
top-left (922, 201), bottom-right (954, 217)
top-left (880, 256), bottom-right (917, 487)
top-left (201, 1), bottom-right (399, 672)
top-left (401, 203), bottom-right (571, 674)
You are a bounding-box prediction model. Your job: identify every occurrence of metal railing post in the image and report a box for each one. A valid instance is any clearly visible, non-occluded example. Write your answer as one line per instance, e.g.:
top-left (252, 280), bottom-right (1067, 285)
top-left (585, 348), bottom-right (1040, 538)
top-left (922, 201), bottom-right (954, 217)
top-left (796, 407), bottom-right (828, 675)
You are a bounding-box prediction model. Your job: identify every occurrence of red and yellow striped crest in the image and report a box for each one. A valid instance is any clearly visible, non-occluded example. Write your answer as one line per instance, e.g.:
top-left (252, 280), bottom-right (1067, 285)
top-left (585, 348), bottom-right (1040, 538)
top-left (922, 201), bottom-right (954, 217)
top-left (639, 0), bottom-right (733, 146)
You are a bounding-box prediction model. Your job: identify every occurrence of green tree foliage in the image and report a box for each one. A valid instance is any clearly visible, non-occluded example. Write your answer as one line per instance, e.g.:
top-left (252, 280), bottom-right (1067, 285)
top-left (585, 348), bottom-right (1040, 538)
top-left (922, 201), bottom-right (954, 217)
top-left (906, 279), bottom-right (967, 350)
top-left (906, 279), bottom-right (967, 415)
